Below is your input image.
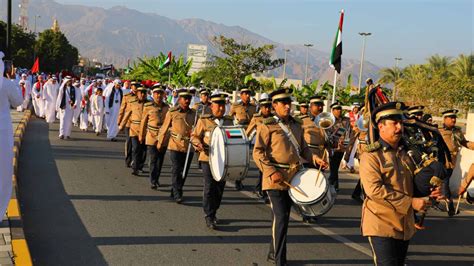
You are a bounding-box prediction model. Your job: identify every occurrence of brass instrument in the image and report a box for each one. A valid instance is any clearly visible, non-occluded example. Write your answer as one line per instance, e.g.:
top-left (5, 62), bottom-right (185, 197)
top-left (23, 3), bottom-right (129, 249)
top-left (314, 112), bottom-right (336, 129)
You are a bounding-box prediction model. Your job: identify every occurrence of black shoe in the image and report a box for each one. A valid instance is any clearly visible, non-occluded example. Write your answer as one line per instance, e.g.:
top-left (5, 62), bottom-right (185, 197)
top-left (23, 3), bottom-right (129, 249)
top-left (255, 191), bottom-right (265, 200)
top-left (111, 138), bottom-right (117, 142)
top-left (448, 200), bottom-right (455, 217)
top-left (95, 132), bottom-right (100, 136)
top-left (212, 216), bottom-right (219, 225)
top-left (264, 197), bottom-right (270, 204)
top-left (351, 194), bottom-right (363, 204)
top-left (59, 135), bottom-right (64, 139)
top-left (267, 252), bottom-right (275, 264)
top-left (151, 184), bottom-right (158, 190)
top-left (175, 196), bottom-right (183, 204)
top-left (235, 180), bottom-right (244, 191)
top-left (205, 217), bottom-right (216, 230)
top-left (302, 216), bottom-right (317, 224)
top-left (132, 170), bottom-right (139, 176)
top-left (66, 136), bottom-right (71, 140)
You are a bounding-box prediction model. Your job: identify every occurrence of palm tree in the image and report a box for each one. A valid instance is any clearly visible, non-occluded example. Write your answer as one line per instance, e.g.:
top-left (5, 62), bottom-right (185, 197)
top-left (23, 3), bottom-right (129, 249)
top-left (378, 67), bottom-right (402, 85)
top-left (427, 54), bottom-right (451, 77)
top-left (450, 54), bottom-right (473, 79)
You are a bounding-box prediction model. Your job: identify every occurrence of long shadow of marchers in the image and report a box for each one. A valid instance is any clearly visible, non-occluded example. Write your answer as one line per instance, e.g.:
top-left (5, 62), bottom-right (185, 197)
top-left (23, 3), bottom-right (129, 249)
top-left (18, 118), bottom-right (107, 265)
top-left (290, 258), bottom-right (373, 265)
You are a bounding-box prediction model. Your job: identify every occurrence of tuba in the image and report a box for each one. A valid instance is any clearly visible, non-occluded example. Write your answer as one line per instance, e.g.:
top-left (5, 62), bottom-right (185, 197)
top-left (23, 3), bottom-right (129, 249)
top-left (315, 112), bottom-right (335, 129)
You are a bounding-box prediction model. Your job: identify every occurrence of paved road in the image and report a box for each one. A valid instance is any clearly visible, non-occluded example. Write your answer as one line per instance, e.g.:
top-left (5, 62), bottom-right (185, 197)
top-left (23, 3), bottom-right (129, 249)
top-left (17, 118), bottom-right (474, 265)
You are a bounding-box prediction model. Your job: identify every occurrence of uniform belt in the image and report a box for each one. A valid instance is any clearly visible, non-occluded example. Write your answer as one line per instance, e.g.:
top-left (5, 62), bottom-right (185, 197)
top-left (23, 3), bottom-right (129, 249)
top-left (270, 162), bottom-right (300, 170)
top-left (131, 120), bottom-right (141, 125)
top-left (147, 125), bottom-right (160, 131)
top-left (170, 132), bottom-right (190, 141)
top-left (308, 143), bottom-right (324, 149)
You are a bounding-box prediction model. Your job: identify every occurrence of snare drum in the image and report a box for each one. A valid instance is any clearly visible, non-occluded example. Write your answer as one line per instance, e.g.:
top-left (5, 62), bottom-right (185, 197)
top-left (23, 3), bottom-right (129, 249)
top-left (289, 168), bottom-right (336, 217)
top-left (209, 126), bottom-right (250, 182)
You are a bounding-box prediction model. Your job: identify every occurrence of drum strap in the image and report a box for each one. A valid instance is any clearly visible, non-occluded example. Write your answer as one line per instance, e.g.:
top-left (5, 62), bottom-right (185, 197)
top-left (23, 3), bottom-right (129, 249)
top-left (214, 118), bottom-right (223, 127)
top-left (274, 116), bottom-right (303, 162)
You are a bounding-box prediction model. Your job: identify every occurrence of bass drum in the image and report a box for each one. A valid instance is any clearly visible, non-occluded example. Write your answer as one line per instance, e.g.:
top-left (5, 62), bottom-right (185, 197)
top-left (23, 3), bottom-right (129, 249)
top-left (209, 126), bottom-right (249, 182)
top-left (289, 168), bottom-right (336, 217)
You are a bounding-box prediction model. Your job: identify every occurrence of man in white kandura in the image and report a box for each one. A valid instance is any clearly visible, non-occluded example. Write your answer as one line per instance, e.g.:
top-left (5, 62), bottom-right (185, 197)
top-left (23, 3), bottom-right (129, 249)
top-left (72, 81), bottom-right (82, 127)
top-left (17, 79), bottom-right (30, 112)
top-left (90, 87), bottom-right (105, 136)
top-left (104, 79), bottom-right (123, 141)
top-left (0, 51), bottom-right (23, 217)
top-left (56, 77), bottom-right (81, 139)
top-left (31, 75), bottom-right (45, 117)
top-left (79, 80), bottom-right (92, 131)
top-left (42, 76), bottom-right (59, 123)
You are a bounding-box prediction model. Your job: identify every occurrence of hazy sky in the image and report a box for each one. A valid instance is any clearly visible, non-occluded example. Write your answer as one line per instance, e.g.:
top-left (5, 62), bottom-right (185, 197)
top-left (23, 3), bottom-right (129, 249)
top-left (54, 0), bottom-right (473, 67)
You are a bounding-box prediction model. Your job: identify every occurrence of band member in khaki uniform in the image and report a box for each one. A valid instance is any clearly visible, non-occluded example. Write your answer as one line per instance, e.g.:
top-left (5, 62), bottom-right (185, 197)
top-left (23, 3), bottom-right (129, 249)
top-left (158, 89), bottom-right (197, 203)
top-left (327, 101), bottom-right (351, 191)
top-left (407, 105), bottom-right (424, 120)
top-left (253, 88), bottom-right (327, 265)
top-left (192, 88), bottom-right (212, 116)
top-left (191, 93), bottom-right (234, 229)
top-left (246, 93), bottom-right (272, 202)
top-left (360, 102), bottom-right (442, 266)
top-left (229, 87), bottom-right (257, 190)
top-left (297, 101), bottom-right (309, 117)
top-left (438, 109), bottom-right (474, 215)
top-left (119, 87), bottom-right (148, 176)
top-left (458, 164), bottom-right (474, 204)
top-left (118, 81), bottom-right (139, 167)
top-left (140, 84), bottom-right (169, 189)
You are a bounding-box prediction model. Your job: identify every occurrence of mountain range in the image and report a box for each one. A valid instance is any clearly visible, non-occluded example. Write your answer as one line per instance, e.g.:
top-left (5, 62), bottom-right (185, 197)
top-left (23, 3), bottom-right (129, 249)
top-left (1, 0), bottom-right (381, 85)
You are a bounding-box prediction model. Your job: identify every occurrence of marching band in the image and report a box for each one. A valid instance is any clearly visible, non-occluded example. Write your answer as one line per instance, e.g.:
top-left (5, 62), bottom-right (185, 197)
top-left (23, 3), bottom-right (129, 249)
top-left (8, 73), bottom-right (474, 266)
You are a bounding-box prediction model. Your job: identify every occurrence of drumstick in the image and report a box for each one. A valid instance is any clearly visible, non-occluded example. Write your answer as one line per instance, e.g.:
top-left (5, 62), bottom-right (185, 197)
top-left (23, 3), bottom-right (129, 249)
top-left (454, 194), bottom-right (462, 214)
top-left (283, 181), bottom-right (308, 197)
top-left (316, 150), bottom-right (327, 187)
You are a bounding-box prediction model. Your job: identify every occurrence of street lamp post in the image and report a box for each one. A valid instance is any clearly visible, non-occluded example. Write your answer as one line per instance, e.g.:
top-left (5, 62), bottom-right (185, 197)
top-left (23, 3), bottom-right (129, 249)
top-left (357, 32), bottom-right (371, 94)
top-left (393, 57), bottom-right (402, 100)
top-left (282, 49), bottom-right (290, 80)
top-left (304, 43), bottom-right (313, 85)
top-left (33, 15), bottom-right (41, 35)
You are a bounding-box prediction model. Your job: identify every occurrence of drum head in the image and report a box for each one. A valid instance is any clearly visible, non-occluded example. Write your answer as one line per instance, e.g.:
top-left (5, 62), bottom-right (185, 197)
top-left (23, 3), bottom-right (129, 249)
top-left (290, 168), bottom-right (327, 203)
top-left (209, 127), bottom-right (226, 181)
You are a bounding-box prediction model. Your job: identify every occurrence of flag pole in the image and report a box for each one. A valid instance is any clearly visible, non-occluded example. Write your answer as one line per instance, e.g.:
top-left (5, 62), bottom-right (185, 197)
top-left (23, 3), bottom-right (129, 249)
top-left (331, 70), bottom-right (337, 104)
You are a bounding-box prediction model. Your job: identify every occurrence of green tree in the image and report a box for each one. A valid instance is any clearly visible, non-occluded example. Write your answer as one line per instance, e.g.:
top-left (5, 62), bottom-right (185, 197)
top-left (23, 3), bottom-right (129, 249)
top-left (199, 35), bottom-right (284, 91)
top-left (450, 54), bottom-right (473, 79)
top-left (0, 21), bottom-right (36, 68)
top-left (427, 54), bottom-right (451, 77)
top-left (35, 29), bottom-right (78, 73)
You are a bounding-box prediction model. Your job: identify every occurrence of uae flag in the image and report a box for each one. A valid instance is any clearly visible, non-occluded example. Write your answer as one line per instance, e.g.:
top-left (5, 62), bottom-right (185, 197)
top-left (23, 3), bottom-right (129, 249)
top-left (329, 10), bottom-right (344, 74)
top-left (159, 51), bottom-right (172, 70)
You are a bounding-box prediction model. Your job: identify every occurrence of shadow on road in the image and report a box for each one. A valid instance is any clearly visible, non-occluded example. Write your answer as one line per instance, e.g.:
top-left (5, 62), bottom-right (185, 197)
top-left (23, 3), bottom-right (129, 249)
top-left (18, 118), bottom-right (107, 265)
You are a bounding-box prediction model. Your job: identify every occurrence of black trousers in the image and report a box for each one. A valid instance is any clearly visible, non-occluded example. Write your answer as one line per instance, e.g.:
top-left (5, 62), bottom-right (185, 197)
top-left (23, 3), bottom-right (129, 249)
top-left (169, 150), bottom-right (194, 198)
top-left (124, 127), bottom-right (132, 167)
top-left (353, 179), bottom-right (363, 197)
top-left (202, 162), bottom-right (226, 218)
top-left (443, 168), bottom-right (454, 199)
top-left (368, 236), bottom-right (409, 266)
top-left (329, 151), bottom-right (344, 190)
top-left (148, 145), bottom-right (166, 185)
top-left (255, 171), bottom-right (263, 193)
top-left (267, 190), bottom-right (292, 266)
top-left (131, 136), bottom-right (146, 172)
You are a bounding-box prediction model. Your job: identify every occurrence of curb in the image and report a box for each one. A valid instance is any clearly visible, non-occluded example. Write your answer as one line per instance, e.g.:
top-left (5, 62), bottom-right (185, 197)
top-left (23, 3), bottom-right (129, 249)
top-left (7, 110), bottom-right (33, 266)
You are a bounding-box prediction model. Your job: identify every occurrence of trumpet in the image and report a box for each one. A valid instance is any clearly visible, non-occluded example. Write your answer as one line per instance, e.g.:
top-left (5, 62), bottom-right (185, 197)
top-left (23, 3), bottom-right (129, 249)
top-left (315, 112), bottom-right (336, 129)
top-left (356, 115), bottom-right (369, 132)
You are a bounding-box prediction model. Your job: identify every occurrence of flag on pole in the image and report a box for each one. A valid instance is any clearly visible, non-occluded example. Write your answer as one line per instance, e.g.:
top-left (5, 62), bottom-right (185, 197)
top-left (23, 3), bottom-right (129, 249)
top-left (159, 51), bottom-right (172, 70)
top-left (31, 57), bottom-right (40, 73)
top-left (329, 10), bottom-right (344, 74)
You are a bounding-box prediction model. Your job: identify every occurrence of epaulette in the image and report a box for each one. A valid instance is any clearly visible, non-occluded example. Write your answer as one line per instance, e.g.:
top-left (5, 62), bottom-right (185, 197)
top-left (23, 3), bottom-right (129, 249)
top-left (253, 113), bottom-right (262, 117)
top-left (201, 114), bottom-right (212, 119)
top-left (298, 114), bottom-right (309, 119)
top-left (144, 102), bottom-right (153, 107)
top-left (366, 141), bottom-right (382, 152)
top-left (263, 117), bottom-right (277, 125)
top-left (169, 106), bottom-right (179, 112)
top-left (129, 99), bottom-right (138, 104)
top-left (293, 116), bottom-right (303, 124)
top-left (124, 92), bottom-right (132, 97)
top-left (224, 115), bottom-right (234, 120)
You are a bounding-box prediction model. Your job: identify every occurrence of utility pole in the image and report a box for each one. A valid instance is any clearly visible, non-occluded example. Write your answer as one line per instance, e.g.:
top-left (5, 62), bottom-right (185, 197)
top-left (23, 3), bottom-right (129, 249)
top-left (357, 32), bottom-right (371, 94)
top-left (393, 57), bottom-right (402, 100)
top-left (6, 0), bottom-right (12, 60)
top-left (304, 43), bottom-right (313, 85)
top-left (282, 49), bottom-right (290, 79)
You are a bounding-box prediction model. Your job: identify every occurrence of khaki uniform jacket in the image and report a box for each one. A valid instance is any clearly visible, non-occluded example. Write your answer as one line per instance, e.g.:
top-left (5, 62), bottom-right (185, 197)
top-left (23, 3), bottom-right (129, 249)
top-left (300, 114), bottom-right (326, 158)
top-left (439, 125), bottom-right (474, 169)
top-left (192, 102), bottom-right (212, 116)
top-left (357, 130), bottom-right (369, 156)
top-left (117, 93), bottom-right (136, 127)
top-left (359, 140), bottom-right (416, 241)
top-left (253, 116), bottom-right (314, 191)
top-left (460, 163), bottom-right (474, 192)
top-left (140, 101), bottom-right (170, 146)
top-left (229, 101), bottom-right (257, 127)
top-left (157, 106), bottom-right (197, 152)
top-left (191, 115), bottom-right (234, 162)
top-left (245, 113), bottom-right (265, 138)
top-left (120, 100), bottom-right (147, 137)
top-left (327, 116), bottom-right (351, 152)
